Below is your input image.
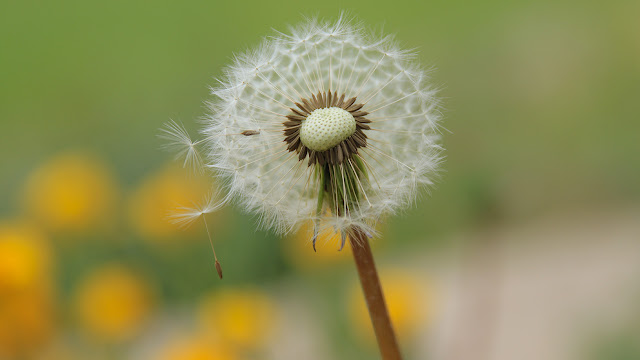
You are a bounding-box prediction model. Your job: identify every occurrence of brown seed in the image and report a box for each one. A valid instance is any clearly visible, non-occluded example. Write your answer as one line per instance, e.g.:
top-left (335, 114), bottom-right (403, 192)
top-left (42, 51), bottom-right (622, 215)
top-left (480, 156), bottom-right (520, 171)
top-left (346, 138), bottom-right (358, 153)
top-left (351, 110), bottom-right (369, 117)
top-left (302, 98), bottom-right (314, 112)
top-left (318, 152), bottom-right (326, 166)
top-left (290, 107), bottom-right (306, 117)
top-left (316, 91), bottom-right (323, 107)
top-left (357, 123), bottom-right (371, 130)
top-left (341, 141), bottom-right (350, 158)
top-left (343, 97), bottom-right (356, 109)
top-left (295, 102), bottom-right (311, 115)
top-left (347, 103), bottom-right (364, 112)
top-left (284, 133), bottom-right (298, 143)
top-left (283, 120), bottom-right (301, 127)
top-left (353, 134), bottom-right (367, 147)
top-left (290, 137), bottom-right (301, 150)
top-left (299, 146), bottom-right (308, 160)
top-left (215, 260), bottom-right (223, 279)
top-left (241, 130), bottom-right (260, 136)
top-left (308, 151), bottom-right (316, 166)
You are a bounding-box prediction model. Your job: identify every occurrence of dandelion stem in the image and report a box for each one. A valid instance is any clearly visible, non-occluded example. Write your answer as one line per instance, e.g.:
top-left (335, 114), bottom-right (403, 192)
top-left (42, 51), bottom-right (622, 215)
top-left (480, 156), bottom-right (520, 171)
top-left (349, 227), bottom-right (402, 360)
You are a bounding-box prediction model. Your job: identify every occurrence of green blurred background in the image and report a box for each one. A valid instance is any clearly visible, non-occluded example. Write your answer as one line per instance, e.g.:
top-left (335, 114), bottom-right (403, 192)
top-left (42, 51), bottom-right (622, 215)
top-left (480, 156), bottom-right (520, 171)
top-left (1, 0), bottom-right (639, 359)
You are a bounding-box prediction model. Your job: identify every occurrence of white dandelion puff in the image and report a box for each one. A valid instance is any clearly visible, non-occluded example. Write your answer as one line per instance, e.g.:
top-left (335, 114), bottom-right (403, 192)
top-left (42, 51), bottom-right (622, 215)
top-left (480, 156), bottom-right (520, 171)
top-left (162, 15), bottom-right (444, 353)
top-left (167, 15), bottom-right (444, 248)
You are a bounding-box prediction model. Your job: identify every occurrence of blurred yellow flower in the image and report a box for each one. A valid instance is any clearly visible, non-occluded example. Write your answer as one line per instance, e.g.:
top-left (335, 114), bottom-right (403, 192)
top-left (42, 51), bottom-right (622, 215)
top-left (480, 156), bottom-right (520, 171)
top-left (284, 221), bottom-right (384, 270)
top-left (160, 336), bottom-right (239, 360)
top-left (0, 221), bottom-right (56, 358)
top-left (197, 288), bottom-right (277, 349)
top-left (0, 221), bottom-right (52, 292)
top-left (36, 342), bottom-right (81, 360)
top-left (284, 222), bottom-right (351, 270)
top-left (128, 164), bottom-right (216, 241)
top-left (73, 263), bottom-right (153, 342)
top-left (349, 268), bottom-right (434, 342)
top-left (0, 288), bottom-right (56, 358)
top-left (23, 152), bottom-right (118, 233)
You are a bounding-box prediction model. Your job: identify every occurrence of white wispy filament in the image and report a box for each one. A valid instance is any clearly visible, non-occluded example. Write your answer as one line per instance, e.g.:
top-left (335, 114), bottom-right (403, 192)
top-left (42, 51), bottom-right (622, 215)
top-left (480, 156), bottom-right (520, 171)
top-left (164, 16), bottom-right (443, 246)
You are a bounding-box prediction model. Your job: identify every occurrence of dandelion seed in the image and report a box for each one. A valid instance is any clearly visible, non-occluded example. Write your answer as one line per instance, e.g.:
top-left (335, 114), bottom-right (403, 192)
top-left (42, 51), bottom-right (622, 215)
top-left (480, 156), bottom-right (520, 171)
top-left (159, 120), bottom-right (204, 174)
top-left (168, 191), bottom-right (227, 279)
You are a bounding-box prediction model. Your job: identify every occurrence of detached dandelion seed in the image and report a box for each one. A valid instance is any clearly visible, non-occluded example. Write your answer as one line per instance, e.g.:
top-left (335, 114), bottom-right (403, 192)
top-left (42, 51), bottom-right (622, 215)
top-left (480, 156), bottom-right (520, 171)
top-left (163, 15), bottom-right (444, 360)
top-left (166, 191), bottom-right (227, 279)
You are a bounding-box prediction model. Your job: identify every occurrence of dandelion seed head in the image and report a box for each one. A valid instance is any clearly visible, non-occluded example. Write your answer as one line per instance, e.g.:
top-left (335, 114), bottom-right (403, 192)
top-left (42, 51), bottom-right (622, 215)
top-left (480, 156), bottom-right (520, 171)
top-left (169, 15), bottom-right (443, 239)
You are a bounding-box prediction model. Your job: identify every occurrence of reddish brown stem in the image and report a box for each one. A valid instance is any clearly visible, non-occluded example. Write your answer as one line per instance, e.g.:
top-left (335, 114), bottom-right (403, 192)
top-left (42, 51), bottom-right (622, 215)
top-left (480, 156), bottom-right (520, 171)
top-left (350, 228), bottom-right (403, 360)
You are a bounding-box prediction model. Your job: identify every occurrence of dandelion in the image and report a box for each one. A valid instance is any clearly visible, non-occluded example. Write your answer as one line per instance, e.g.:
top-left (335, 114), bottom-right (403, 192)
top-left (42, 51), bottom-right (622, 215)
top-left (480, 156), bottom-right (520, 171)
top-left (0, 221), bottom-right (52, 292)
top-left (284, 222), bottom-right (386, 271)
top-left (0, 221), bottom-right (55, 358)
top-left (73, 263), bottom-right (153, 342)
top-left (23, 152), bottom-right (118, 233)
top-left (160, 336), bottom-right (238, 360)
top-left (128, 164), bottom-right (216, 241)
top-left (349, 269), bottom-right (436, 343)
top-left (197, 288), bottom-right (277, 350)
top-left (164, 15), bottom-right (443, 360)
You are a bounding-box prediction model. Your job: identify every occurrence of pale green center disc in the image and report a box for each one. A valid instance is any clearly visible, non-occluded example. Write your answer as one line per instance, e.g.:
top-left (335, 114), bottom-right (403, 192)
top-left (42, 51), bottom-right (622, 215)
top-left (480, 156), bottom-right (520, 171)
top-left (300, 107), bottom-right (357, 152)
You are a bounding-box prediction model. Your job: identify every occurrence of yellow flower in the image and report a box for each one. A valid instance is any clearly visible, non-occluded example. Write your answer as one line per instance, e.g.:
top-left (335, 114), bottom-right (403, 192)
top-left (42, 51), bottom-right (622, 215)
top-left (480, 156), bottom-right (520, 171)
top-left (0, 288), bottom-right (56, 358)
top-left (0, 221), bottom-right (52, 292)
top-left (23, 152), bottom-right (118, 233)
top-left (36, 342), bottom-right (81, 360)
top-left (349, 268), bottom-right (435, 342)
top-left (73, 263), bottom-right (153, 342)
top-left (284, 221), bottom-right (384, 271)
top-left (0, 221), bottom-right (55, 358)
top-left (197, 288), bottom-right (276, 349)
top-left (160, 336), bottom-right (239, 360)
top-left (128, 164), bottom-right (216, 241)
